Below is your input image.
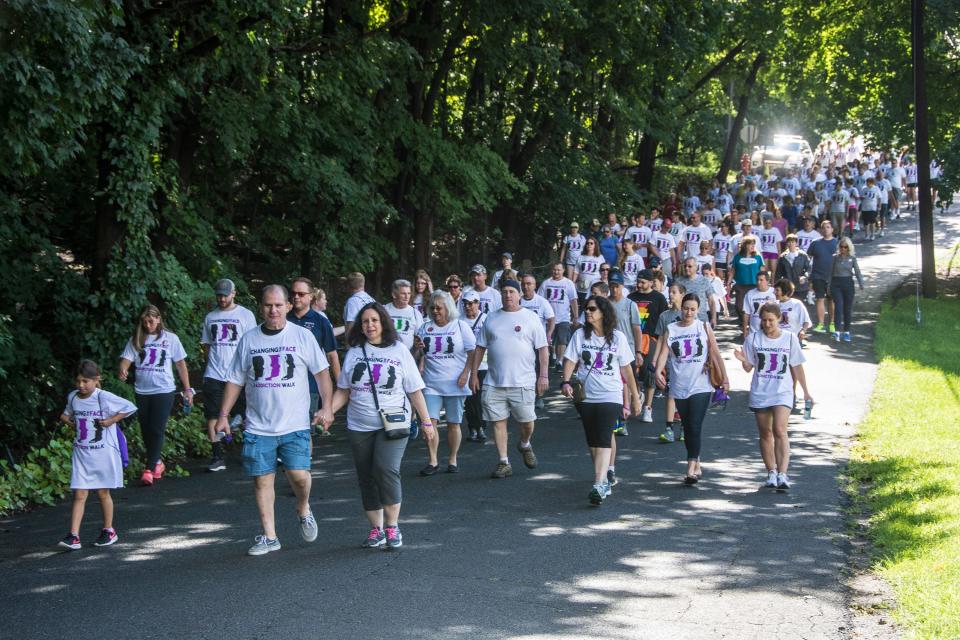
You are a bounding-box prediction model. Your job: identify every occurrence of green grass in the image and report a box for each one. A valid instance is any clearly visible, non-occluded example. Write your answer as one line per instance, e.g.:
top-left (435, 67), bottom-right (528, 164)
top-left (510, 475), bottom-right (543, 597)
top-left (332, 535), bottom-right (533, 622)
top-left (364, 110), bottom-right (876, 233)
top-left (849, 267), bottom-right (960, 638)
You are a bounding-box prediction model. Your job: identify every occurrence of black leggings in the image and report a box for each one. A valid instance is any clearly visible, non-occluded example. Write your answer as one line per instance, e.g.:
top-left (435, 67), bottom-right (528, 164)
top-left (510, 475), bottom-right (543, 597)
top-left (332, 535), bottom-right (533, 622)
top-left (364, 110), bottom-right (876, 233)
top-left (674, 392), bottom-right (712, 461)
top-left (830, 276), bottom-right (855, 332)
top-left (578, 402), bottom-right (621, 448)
top-left (465, 369), bottom-right (486, 431)
top-left (135, 392), bottom-right (177, 467)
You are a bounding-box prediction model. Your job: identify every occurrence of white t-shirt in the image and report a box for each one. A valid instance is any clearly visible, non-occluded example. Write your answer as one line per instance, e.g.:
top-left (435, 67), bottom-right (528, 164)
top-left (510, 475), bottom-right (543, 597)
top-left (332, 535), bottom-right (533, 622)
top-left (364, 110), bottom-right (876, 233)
top-left (683, 224), bottom-right (713, 258)
top-left (651, 232), bottom-right (677, 268)
top-left (777, 298), bottom-right (812, 335)
top-left (648, 217), bottom-right (664, 233)
top-left (743, 287), bottom-right (778, 332)
top-left (64, 389), bottom-right (137, 489)
top-left (624, 226), bottom-right (651, 257)
top-left (905, 164), bottom-right (918, 184)
top-left (338, 342), bottom-right (424, 432)
top-left (830, 189), bottom-right (850, 213)
top-left (416, 320), bottom-right (476, 397)
top-left (564, 234), bottom-right (586, 263)
top-left (695, 254), bottom-right (714, 274)
top-left (795, 229), bottom-right (822, 253)
top-left (460, 285), bottom-right (502, 315)
top-left (576, 255), bottom-right (604, 291)
top-left (743, 330), bottom-right (805, 408)
top-left (758, 227), bottom-right (783, 254)
top-left (477, 308), bottom-right (548, 388)
top-left (384, 303), bottom-right (424, 350)
top-left (888, 166), bottom-right (905, 189)
top-left (201, 305), bottom-right (258, 381)
top-left (717, 193), bottom-right (734, 213)
top-left (713, 234), bottom-right (734, 265)
top-left (538, 277), bottom-right (578, 323)
top-left (664, 320), bottom-right (715, 400)
top-left (520, 294), bottom-right (556, 331)
top-left (412, 293), bottom-right (427, 316)
top-left (621, 254), bottom-right (645, 286)
top-left (564, 328), bottom-right (633, 404)
top-left (709, 276), bottom-right (727, 300)
top-left (669, 222), bottom-right (686, 242)
top-left (343, 291), bottom-right (376, 324)
top-left (228, 323), bottom-right (330, 436)
top-left (464, 312), bottom-right (489, 371)
top-left (702, 208), bottom-right (722, 229)
top-left (860, 186), bottom-right (880, 212)
top-left (120, 331), bottom-right (187, 395)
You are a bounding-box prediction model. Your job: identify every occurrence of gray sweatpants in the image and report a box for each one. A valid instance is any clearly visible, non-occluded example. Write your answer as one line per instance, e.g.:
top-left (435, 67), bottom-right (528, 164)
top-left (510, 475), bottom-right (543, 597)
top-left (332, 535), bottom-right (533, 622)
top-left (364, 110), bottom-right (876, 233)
top-left (347, 429), bottom-right (408, 511)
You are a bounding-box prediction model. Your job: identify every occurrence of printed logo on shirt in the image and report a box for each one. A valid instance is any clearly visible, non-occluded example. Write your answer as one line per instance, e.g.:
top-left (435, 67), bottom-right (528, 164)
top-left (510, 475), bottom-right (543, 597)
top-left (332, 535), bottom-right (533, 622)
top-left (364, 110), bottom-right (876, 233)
top-left (755, 349), bottom-right (789, 376)
top-left (423, 335), bottom-right (454, 355)
top-left (349, 356), bottom-right (401, 392)
top-left (544, 286), bottom-right (566, 301)
top-left (394, 318), bottom-right (411, 332)
top-left (582, 350), bottom-right (615, 371)
top-left (209, 322), bottom-right (240, 344)
top-left (138, 346), bottom-right (168, 369)
top-left (669, 335), bottom-right (705, 361)
top-left (252, 353), bottom-right (296, 387)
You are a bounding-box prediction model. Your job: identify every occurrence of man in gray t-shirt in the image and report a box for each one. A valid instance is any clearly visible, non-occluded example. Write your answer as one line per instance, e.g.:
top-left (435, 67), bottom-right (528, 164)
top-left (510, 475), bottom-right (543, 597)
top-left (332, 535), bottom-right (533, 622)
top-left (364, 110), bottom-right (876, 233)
top-left (673, 258), bottom-right (717, 327)
top-left (608, 271), bottom-right (644, 366)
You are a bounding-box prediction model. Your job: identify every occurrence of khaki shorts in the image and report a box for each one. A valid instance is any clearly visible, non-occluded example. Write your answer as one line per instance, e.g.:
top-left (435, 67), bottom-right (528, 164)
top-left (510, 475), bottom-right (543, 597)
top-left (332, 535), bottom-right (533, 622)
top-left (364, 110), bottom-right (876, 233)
top-left (481, 386), bottom-right (537, 423)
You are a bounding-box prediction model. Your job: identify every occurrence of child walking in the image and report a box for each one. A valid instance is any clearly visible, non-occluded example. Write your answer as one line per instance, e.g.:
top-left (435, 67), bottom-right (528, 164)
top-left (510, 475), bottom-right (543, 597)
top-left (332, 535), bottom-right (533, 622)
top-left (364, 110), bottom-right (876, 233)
top-left (58, 360), bottom-right (136, 550)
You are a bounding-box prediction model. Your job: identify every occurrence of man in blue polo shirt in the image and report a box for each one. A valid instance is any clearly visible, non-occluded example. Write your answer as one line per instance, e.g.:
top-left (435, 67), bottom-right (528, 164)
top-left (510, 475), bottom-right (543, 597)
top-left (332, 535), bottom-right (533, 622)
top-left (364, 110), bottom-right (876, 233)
top-left (806, 220), bottom-right (840, 333)
top-left (288, 277), bottom-right (340, 433)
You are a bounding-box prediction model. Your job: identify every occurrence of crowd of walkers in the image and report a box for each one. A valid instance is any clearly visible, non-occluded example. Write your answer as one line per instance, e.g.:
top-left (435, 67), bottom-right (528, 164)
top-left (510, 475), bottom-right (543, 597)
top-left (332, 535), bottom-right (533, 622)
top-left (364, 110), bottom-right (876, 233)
top-left (56, 143), bottom-right (938, 555)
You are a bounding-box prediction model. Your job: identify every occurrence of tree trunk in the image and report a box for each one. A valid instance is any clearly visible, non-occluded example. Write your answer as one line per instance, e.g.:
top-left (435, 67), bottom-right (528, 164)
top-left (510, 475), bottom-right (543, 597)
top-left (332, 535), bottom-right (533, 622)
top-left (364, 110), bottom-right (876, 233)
top-left (92, 125), bottom-right (122, 291)
top-left (716, 52), bottom-right (765, 184)
top-left (634, 132), bottom-right (659, 191)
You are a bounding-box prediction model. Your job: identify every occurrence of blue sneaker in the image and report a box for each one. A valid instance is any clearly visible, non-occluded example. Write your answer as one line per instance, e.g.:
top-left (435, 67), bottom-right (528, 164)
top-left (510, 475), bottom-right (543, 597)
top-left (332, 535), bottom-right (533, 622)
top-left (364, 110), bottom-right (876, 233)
top-left (842, 332), bottom-right (852, 343)
top-left (408, 419), bottom-right (420, 440)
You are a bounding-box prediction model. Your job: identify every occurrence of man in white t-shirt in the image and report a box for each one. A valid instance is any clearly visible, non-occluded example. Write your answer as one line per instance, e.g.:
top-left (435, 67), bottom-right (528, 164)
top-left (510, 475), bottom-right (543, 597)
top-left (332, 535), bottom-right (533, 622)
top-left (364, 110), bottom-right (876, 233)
top-left (520, 274), bottom-right (556, 342)
top-left (538, 263), bottom-right (579, 370)
top-left (492, 252), bottom-right (513, 289)
top-left (200, 278), bottom-right (257, 472)
top-left (216, 285), bottom-right (333, 556)
top-left (460, 264), bottom-right (502, 315)
top-left (470, 279), bottom-right (549, 479)
top-left (383, 278), bottom-right (424, 351)
top-left (679, 211), bottom-right (713, 259)
top-left (343, 272), bottom-right (375, 336)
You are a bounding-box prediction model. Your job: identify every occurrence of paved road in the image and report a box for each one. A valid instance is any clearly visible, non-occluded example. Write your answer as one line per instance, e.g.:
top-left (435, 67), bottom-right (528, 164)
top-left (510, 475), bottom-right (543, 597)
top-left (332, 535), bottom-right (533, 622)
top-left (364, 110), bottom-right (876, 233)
top-left (2, 209), bottom-right (957, 640)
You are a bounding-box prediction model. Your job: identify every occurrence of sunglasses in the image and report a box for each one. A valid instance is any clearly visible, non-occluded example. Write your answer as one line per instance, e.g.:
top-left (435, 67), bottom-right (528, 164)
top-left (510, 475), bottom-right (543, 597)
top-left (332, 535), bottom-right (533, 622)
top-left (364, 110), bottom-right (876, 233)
top-left (448, 284), bottom-right (461, 289)
top-left (585, 306), bottom-right (600, 312)
top-left (291, 291), bottom-right (312, 297)
top-left (600, 267), bottom-right (610, 272)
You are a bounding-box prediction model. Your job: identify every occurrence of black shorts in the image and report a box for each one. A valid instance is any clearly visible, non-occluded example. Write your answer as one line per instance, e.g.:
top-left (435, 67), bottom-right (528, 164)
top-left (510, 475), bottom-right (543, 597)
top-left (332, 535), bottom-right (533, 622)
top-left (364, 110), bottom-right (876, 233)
top-left (860, 210), bottom-right (878, 225)
top-left (578, 402), bottom-right (621, 448)
top-left (201, 377), bottom-right (245, 420)
top-left (907, 183), bottom-right (918, 188)
top-left (812, 278), bottom-right (830, 300)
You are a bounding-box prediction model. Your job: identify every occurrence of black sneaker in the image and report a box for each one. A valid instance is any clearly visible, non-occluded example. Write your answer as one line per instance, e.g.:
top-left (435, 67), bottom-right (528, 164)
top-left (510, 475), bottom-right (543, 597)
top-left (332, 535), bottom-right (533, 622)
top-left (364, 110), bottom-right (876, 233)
top-left (419, 464), bottom-right (439, 477)
top-left (384, 525), bottom-right (403, 550)
top-left (207, 456), bottom-right (226, 472)
top-left (58, 533), bottom-right (81, 550)
top-left (93, 528), bottom-right (118, 547)
top-left (476, 427), bottom-right (487, 442)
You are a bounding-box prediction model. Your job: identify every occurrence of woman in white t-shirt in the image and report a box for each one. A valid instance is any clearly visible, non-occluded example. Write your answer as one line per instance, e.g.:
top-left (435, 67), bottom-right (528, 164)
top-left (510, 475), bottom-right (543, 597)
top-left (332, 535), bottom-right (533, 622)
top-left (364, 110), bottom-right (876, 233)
top-left (617, 239), bottom-right (645, 291)
top-left (57, 359), bottom-right (137, 551)
top-left (414, 291), bottom-right (476, 476)
top-left (332, 302), bottom-right (434, 550)
top-left (575, 237), bottom-right (604, 301)
top-left (118, 305), bottom-right (192, 486)
top-left (734, 302), bottom-right (813, 492)
top-left (561, 296), bottom-right (640, 506)
top-left (653, 294), bottom-right (728, 484)
top-left (561, 222), bottom-right (587, 280)
top-left (411, 269), bottom-right (433, 316)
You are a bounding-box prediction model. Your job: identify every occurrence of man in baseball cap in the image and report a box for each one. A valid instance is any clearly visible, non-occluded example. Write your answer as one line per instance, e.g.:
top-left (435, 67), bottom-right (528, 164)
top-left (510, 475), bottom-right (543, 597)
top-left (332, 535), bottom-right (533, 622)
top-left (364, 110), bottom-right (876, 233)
top-left (215, 278), bottom-right (235, 296)
top-left (470, 275), bottom-right (548, 479)
top-left (462, 263), bottom-right (501, 316)
top-left (492, 253), bottom-right (513, 288)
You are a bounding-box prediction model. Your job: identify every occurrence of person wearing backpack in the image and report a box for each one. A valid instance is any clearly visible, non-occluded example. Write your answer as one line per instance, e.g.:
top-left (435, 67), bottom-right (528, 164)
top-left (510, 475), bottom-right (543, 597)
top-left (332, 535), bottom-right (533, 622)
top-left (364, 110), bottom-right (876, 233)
top-left (57, 360), bottom-right (136, 550)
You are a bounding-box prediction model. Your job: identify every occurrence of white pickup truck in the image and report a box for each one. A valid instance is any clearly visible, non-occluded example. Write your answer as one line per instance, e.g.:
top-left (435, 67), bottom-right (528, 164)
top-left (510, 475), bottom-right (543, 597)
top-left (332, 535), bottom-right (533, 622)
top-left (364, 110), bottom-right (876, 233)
top-left (751, 135), bottom-right (814, 171)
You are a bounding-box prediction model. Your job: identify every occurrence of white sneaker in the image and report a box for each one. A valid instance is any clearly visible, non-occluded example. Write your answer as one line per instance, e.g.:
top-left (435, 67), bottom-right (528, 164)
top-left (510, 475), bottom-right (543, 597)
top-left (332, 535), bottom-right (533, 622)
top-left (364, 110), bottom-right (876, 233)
top-left (641, 406), bottom-right (653, 423)
top-left (764, 470), bottom-right (778, 488)
top-left (777, 473), bottom-right (791, 490)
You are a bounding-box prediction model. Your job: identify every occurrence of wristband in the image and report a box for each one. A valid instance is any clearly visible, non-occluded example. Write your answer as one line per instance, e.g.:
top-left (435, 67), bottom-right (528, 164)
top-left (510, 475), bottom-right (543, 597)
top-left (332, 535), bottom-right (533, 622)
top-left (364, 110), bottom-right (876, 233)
top-left (538, 375), bottom-right (549, 380)
top-left (219, 412), bottom-right (229, 418)
top-left (184, 387), bottom-right (195, 393)
top-left (422, 421), bottom-right (434, 428)
top-left (561, 381), bottom-right (572, 387)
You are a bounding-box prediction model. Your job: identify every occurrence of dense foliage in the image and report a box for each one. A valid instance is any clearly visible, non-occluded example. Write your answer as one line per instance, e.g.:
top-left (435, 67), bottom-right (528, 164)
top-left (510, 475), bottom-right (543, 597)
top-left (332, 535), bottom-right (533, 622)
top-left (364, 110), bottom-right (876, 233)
top-left (1, 0), bottom-right (958, 457)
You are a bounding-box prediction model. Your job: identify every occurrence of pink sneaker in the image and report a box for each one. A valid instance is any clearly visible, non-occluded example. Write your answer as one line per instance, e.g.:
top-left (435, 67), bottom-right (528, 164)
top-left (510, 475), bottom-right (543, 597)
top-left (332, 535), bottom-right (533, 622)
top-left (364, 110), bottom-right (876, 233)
top-left (141, 469), bottom-right (154, 486)
top-left (153, 460), bottom-right (166, 479)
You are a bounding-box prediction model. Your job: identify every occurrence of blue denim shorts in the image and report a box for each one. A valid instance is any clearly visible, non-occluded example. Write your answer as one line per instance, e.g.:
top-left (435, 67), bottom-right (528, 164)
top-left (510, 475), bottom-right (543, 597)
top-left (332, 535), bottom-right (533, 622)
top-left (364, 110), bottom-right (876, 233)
top-left (242, 429), bottom-right (311, 476)
top-left (424, 394), bottom-right (466, 425)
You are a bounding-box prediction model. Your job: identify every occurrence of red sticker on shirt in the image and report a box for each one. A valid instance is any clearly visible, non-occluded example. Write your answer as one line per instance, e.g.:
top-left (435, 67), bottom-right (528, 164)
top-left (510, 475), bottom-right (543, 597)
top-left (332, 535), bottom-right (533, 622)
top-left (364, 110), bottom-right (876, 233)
top-left (426, 326), bottom-right (433, 332)
top-left (514, 326), bottom-right (521, 332)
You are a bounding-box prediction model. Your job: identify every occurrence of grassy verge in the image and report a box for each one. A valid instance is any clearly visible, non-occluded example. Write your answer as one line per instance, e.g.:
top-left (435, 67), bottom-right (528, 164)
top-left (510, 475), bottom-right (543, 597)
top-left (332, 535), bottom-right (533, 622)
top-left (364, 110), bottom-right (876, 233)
top-left (849, 262), bottom-right (960, 638)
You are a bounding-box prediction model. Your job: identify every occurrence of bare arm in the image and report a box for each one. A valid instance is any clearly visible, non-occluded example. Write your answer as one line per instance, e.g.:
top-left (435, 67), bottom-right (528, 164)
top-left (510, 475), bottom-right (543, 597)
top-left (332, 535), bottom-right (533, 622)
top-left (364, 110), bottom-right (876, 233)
top-left (118, 358), bottom-right (133, 382)
top-left (175, 359), bottom-right (194, 406)
top-left (214, 382), bottom-right (243, 435)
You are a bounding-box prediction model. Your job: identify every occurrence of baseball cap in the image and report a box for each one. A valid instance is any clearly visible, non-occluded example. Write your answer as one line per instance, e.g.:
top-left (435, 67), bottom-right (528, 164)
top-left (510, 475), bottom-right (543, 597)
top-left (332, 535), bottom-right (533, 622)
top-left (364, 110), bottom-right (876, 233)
top-left (569, 221), bottom-right (580, 228)
top-left (608, 270), bottom-right (625, 285)
top-left (470, 264), bottom-right (487, 274)
top-left (647, 256), bottom-right (662, 269)
top-left (214, 278), bottom-right (235, 296)
top-left (462, 290), bottom-right (480, 303)
top-left (500, 279), bottom-right (521, 292)
top-left (591, 218), bottom-right (600, 226)
top-left (741, 219), bottom-right (753, 226)
top-left (637, 268), bottom-right (655, 281)
top-left (502, 252), bottom-right (513, 260)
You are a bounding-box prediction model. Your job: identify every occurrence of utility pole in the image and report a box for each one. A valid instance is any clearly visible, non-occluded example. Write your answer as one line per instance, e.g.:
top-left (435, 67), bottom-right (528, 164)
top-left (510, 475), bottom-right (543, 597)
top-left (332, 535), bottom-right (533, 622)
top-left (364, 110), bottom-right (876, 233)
top-left (913, 0), bottom-right (936, 297)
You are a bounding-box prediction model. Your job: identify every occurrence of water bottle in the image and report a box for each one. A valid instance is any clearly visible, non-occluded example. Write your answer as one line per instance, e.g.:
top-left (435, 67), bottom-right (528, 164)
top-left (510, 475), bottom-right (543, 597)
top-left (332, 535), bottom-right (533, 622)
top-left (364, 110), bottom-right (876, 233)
top-left (803, 399), bottom-right (813, 420)
top-left (180, 392), bottom-right (192, 415)
top-left (217, 430), bottom-right (233, 444)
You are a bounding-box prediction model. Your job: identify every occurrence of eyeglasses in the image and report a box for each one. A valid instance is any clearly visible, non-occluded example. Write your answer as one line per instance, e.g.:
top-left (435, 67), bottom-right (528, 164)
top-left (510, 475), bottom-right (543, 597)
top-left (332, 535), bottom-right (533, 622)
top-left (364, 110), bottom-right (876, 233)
top-left (585, 306), bottom-right (600, 312)
top-left (291, 291), bottom-right (311, 297)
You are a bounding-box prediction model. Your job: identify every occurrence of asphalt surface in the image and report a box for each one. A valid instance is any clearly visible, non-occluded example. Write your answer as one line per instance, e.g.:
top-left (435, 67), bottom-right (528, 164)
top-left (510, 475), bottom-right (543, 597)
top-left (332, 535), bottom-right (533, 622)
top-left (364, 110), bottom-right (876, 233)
top-left (2, 207), bottom-right (957, 640)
